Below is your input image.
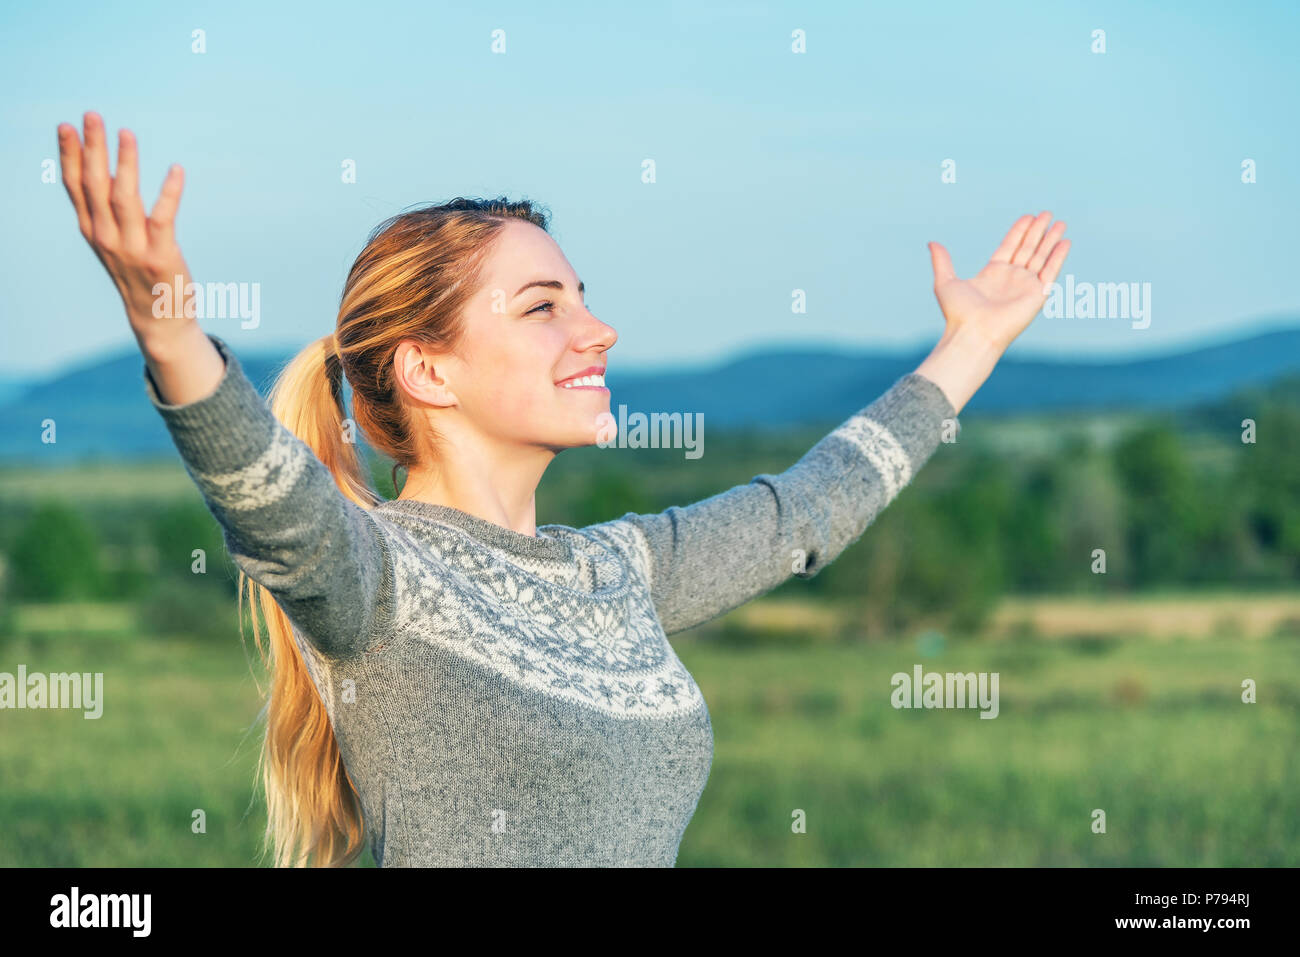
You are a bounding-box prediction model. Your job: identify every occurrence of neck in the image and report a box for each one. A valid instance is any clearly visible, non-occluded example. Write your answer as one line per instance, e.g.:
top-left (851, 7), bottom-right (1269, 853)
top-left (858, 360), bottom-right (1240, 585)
top-left (395, 437), bottom-right (555, 538)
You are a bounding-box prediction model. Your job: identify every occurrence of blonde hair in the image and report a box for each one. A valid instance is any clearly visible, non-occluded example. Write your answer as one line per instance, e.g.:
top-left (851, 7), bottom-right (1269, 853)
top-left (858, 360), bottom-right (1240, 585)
top-left (239, 197), bottom-right (551, 866)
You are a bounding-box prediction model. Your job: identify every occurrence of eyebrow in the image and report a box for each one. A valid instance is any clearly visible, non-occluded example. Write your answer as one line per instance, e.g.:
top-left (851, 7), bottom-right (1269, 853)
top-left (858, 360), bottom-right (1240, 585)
top-left (513, 279), bottom-right (585, 300)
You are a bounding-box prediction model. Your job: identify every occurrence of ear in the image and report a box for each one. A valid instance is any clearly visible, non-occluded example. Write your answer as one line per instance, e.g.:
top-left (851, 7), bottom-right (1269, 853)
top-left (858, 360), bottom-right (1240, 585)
top-left (393, 340), bottom-right (458, 409)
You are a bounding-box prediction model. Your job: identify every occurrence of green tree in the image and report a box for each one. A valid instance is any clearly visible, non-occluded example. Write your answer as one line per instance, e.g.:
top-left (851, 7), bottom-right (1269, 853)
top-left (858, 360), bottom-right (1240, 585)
top-left (1237, 403), bottom-right (1300, 580)
top-left (8, 500), bottom-right (105, 600)
top-left (1112, 423), bottom-right (1201, 586)
top-left (149, 500), bottom-right (232, 591)
top-left (564, 470), bottom-right (656, 528)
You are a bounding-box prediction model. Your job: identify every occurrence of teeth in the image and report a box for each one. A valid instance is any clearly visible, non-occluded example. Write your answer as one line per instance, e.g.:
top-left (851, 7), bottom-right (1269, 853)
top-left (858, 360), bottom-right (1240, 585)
top-left (562, 373), bottom-right (605, 389)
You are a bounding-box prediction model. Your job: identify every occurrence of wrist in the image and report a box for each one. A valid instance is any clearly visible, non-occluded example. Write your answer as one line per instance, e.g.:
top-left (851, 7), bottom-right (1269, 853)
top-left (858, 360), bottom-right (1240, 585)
top-left (913, 324), bottom-right (1004, 415)
top-left (134, 319), bottom-right (206, 365)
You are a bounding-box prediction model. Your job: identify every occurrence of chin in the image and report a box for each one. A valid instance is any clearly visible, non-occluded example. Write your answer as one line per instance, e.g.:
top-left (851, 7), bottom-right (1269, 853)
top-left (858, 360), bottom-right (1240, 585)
top-left (543, 423), bottom-right (610, 452)
top-left (553, 407), bottom-right (615, 447)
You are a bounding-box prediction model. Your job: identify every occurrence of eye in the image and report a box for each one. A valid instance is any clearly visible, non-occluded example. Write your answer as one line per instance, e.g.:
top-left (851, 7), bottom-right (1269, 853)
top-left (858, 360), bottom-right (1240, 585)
top-left (527, 301), bottom-right (554, 316)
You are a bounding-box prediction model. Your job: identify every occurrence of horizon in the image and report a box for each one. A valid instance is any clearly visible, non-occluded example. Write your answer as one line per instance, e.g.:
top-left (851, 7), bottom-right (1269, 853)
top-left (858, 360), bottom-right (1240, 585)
top-left (2, 312), bottom-right (1298, 389)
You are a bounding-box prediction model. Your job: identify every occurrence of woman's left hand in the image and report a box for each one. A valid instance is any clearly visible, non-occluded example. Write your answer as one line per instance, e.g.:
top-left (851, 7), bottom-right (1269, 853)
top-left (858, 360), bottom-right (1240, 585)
top-left (927, 212), bottom-right (1070, 353)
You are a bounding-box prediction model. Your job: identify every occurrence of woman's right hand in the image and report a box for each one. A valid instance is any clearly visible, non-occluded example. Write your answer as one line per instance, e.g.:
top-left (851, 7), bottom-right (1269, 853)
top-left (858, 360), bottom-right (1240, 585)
top-left (58, 111), bottom-right (196, 355)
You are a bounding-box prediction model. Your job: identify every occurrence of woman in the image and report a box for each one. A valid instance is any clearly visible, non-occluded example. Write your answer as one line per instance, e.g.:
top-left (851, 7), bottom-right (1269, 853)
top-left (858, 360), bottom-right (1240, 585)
top-left (56, 112), bottom-right (1069, 867)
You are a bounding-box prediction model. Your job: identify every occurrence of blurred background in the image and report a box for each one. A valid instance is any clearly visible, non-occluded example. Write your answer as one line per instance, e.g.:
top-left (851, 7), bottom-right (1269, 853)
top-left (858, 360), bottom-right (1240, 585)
top-left (2, 0), bottom-right (1297, 866)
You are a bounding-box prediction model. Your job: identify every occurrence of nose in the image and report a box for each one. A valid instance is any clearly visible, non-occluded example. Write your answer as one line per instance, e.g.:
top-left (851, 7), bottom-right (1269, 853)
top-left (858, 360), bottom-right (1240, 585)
top-left (576, 304), bottom-right (618, 353)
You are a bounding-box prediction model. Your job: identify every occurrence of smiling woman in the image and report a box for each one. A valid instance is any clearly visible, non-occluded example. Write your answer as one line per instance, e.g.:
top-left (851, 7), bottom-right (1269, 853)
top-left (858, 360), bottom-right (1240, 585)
top-left (57, 110), bottom-right (1069, 867)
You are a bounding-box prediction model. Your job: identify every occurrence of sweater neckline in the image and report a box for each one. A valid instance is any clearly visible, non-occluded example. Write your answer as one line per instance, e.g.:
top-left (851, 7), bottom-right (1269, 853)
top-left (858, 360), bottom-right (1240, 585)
top-left (375, 498), bottom-right (574, 563)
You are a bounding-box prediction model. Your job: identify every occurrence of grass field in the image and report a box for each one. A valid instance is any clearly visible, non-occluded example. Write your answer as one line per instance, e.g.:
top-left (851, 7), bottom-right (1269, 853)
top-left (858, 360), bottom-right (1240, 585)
top-left (2, 594), bottom-right (1297, 867)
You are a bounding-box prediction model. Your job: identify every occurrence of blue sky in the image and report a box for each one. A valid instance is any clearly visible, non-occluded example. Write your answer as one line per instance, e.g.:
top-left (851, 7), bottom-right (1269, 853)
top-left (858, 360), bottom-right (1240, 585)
top-left (2, 0), bottom-right (1296, 377)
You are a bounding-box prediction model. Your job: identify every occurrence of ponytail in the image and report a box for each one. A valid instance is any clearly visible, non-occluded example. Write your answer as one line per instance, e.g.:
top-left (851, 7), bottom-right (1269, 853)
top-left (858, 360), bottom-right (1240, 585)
top-left (239, 333), bottom-right (378, 867)
top-left (233, 196), bottom-right (553, 866)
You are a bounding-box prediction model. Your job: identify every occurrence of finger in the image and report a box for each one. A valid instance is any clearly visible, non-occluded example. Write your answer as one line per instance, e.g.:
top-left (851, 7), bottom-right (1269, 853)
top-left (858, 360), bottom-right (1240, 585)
top-left (57, 123), bottom-right (93, 240)
top-left (1011, 211), bottom-right (1051, 267)
top-left (148, 164), bottom-right (185, 248)
top-left (111, 129), bottom-right (148, 252)
top-left (81, 112), bottom-right (120, 247)
top-left (1038, 239), bottom-right (1071, 288)
top-left (928, 241), bottom-right (956, 284)
top-left (990, 214), bottom-right (1034, 264)
top-left (1026, 221), bottom-right (1066, 274)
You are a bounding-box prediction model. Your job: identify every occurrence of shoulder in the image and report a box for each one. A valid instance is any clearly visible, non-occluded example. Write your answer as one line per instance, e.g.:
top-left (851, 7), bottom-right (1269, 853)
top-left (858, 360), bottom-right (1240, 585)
top-left (554, 515), bottom-right (656, 584)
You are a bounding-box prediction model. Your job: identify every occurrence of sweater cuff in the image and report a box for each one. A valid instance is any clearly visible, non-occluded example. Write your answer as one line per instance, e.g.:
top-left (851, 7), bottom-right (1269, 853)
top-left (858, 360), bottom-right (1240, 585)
top-left (865, 371), bottom-right (960, 473)
top-left (143, 332), bottom-right (279, 474)
top-left (821, 371), bottom-right (959, 499)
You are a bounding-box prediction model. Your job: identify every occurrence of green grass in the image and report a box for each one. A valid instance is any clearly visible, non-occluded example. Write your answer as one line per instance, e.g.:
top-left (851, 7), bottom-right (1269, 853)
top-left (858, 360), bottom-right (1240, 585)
top-left (0, 613), bottom-right (306, 867)
top-left (674, 625), bottom-right (1300, 866)
top-left (1, 599), bottom-right (1297, 866)
top-left (0, 460), bottom-right (199, 503)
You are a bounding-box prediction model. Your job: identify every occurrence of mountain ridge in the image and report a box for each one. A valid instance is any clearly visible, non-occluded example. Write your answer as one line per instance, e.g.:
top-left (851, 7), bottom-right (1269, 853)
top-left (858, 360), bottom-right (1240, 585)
top-left (2, 323), bottom-right (1298, 464)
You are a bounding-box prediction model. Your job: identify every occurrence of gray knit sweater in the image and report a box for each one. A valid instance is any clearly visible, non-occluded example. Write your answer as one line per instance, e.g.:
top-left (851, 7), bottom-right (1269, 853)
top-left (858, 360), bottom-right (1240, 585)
top-left (143, 332), bottom-right (957, 867)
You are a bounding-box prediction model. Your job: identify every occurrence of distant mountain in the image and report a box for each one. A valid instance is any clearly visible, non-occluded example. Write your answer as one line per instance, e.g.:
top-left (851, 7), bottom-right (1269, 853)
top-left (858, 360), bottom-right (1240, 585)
top-left (2, 325), bottom-right (1298, 464)
top-left (0, 377), bottom-right (31, 406)
top-left (610, 326), bottom-right (1300, 425)
top-left (0, 348), bottom-right (295, 464)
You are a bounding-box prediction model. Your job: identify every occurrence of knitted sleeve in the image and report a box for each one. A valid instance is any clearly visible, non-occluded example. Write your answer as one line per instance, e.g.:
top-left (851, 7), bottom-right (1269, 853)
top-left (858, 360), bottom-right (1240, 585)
top-left (143, 332), bottom-right (397, 658)
top-left (587, 372), bottom-right (958, 636)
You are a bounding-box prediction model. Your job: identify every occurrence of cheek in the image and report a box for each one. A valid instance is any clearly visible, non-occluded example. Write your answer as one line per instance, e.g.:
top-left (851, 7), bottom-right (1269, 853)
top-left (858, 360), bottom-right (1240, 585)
top-left (483, 379), bottom-right (553, 423)
top-left (471, 346), bottom-right (560, 424)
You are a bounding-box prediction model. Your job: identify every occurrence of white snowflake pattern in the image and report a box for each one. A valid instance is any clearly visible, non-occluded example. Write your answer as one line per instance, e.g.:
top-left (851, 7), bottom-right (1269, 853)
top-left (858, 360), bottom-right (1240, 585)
top-left (376, 512), bottom-right (705, 720)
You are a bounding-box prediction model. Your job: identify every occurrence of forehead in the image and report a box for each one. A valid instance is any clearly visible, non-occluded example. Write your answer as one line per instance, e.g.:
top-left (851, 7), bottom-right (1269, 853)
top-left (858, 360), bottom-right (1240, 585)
top-left (480, 219), bottom-right (570, 280)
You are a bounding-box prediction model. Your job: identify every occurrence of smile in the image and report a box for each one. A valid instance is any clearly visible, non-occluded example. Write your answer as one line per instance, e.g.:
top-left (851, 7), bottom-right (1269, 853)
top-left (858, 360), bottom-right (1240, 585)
top-left (556, 367), bottom-right (608, 390)
top-left (561, 374), bottom-right (606, 390)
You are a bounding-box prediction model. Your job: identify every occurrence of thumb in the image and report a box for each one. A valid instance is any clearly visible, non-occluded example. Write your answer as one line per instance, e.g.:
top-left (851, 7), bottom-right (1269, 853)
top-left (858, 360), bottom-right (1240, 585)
top-left (928, 242), bottom-right (956, 285)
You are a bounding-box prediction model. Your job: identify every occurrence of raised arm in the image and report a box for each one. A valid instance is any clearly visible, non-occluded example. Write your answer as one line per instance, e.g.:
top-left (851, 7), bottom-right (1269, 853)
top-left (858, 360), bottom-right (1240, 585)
top-left (142, 333), bottom-right (397, 657)
top-left (58, 112), bottom-right (395, 657)
top-left (588, 212), bottom-right (1071, 636)
top-left (589, 372), bottom-right (955, 635)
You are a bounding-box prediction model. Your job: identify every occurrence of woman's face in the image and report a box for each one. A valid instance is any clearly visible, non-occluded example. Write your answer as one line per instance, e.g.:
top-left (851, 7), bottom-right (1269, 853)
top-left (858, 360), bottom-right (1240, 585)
top-left (399, 219), bottom-right (619, 453)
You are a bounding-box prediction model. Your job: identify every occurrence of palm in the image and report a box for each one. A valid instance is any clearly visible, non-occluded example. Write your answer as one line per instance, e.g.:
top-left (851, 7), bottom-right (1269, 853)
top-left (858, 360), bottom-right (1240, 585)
top-left (57, 113), bottom-right (192, 339)
top-left (928, 212), bottom-right (1070, 352)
